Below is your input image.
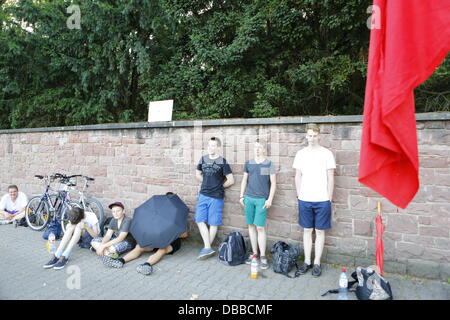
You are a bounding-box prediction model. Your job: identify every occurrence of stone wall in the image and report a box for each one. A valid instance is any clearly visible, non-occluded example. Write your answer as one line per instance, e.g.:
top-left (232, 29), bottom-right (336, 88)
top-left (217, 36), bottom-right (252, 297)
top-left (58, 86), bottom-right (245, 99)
top-left (0, 114), bottom-right (449, 280)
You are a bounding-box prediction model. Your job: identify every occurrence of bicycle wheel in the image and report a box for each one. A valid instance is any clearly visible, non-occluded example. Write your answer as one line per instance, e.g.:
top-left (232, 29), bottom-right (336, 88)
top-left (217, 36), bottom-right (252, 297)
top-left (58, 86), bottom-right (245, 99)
top-left (85, 198), bottom-right (105, 227)
top-left (25, 196), bottom-right (51, 231)
top-left (60, 201), bottom-right (82, 234)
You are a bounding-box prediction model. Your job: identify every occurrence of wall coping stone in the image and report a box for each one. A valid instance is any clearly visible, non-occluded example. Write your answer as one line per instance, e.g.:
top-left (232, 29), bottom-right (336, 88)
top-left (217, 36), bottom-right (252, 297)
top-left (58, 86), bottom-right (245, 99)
top-left (0, 112), bottom-right (449, 134)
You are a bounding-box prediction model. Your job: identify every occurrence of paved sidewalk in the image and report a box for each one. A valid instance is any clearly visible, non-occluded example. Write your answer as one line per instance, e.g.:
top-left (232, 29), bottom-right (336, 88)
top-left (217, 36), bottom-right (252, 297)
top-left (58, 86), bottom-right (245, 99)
top-left (0, 225), bottom-right (448, 300)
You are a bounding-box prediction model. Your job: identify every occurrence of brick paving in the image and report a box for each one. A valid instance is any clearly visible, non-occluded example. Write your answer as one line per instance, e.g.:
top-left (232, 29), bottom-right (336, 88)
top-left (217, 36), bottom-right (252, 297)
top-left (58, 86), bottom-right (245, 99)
top-left (0, 225), bottom-right (448, 300)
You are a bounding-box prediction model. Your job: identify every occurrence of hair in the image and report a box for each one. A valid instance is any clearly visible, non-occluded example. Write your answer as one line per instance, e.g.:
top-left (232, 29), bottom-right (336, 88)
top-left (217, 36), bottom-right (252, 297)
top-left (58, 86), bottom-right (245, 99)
top-left (209, 136), bottom-right (222, 147)
top-left (255, 138), bottom-right (267, 148)
top-left (69, 207), bottom-right (85, 225)
top-left (306, 123), bottom-right (320, 134)
top-left (8, 185), bottom-right (18, 191)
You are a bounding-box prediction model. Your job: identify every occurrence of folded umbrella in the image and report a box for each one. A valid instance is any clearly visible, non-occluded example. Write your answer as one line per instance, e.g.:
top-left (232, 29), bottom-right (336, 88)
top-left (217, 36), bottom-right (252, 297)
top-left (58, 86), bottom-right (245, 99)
top-left (375, 202), bottom-right (385, 275)
top-left (130, 194), bottom-right (189, 249)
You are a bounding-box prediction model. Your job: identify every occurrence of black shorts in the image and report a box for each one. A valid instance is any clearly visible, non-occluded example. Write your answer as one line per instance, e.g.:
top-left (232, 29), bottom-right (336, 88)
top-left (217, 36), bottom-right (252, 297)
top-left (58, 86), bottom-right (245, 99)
top-left (168, 238), bottom-right (181, 255)
top-left (152, 238), bottom-right (181, 255)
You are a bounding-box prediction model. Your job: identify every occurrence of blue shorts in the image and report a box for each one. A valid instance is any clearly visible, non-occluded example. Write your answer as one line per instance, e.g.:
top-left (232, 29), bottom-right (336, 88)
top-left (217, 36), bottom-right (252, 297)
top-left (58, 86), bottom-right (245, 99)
top-left (298, 200), bottom-right (332, 230)
top-left (195, 194), bottom-right (224, 226)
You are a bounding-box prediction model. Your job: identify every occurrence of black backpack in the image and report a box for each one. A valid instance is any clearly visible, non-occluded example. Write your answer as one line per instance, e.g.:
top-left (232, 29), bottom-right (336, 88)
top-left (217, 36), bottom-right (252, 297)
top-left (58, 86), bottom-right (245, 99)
top-left (218, 232), bottom-right (248, 266)
top-left (270, 241), bottom-right (301, 278)
top-left (322, 266), bottom-right (394, 300)
top-left (100, 216), bottom-right (113, 237)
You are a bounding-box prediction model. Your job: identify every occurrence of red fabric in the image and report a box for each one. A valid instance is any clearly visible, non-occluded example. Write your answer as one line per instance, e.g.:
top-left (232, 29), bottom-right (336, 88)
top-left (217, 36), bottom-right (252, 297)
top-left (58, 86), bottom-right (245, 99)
top-left (375, 215), bottom-right (385, 275)
top-left (359, 0), bottom-right (450, 209)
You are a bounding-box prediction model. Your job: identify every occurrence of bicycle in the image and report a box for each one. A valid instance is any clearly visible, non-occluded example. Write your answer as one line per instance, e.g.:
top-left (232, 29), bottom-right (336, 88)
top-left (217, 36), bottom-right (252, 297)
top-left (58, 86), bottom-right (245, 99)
top-left (63, 175), bottom-right (105, 228)
top-left (25, 173), bottom-right (81, 233)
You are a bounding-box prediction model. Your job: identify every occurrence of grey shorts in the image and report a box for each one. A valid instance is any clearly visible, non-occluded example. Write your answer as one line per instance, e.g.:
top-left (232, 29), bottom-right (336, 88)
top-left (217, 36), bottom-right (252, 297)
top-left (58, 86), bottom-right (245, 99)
top-left (91, 237), bottom-right (135, 254)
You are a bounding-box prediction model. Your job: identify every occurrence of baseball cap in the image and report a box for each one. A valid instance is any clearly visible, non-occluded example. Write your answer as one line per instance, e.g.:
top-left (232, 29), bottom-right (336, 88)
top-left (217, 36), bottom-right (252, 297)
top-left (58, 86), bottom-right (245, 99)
top-left (108, 201), bottom-right (125, 210)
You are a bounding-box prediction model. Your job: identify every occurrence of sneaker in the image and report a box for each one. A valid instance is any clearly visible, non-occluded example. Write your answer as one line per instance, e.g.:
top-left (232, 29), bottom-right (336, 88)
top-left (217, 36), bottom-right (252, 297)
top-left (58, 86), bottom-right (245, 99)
top-left (102, 256), bottom-right (124, 268)
top-left (197, 248), bottom-right (215, 260)
top-left (312, 264), bottom-right (322, 277)
top-left (43, 256), bottom-right (59, 269)
top-left (298, 262), bottom-right (312, 275)
top-left (0, 220), bottom-right (12, 225)
top-left (136, 263), bottom-right (153, 275)
top-left (53, 257), bottom-right (69, 270)
top-left (107, 252), bottom-right (120, 259)
top-left (260, 256), bottom-right (269, 270)
top-left (245, 254), bottom-right (259, 265)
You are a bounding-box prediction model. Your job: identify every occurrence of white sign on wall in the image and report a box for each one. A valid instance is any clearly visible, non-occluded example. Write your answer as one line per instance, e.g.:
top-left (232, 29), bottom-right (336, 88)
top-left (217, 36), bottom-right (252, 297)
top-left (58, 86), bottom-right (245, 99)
top-left (148, 100), bottom-right (174, 122)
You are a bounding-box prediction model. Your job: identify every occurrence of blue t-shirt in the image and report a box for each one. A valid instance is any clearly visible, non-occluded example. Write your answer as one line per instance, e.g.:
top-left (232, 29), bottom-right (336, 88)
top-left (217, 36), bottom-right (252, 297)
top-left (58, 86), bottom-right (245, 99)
top-left (197, 155), bottom-right (232, 199)
top-left (244, 159), bottom-right (276, 199)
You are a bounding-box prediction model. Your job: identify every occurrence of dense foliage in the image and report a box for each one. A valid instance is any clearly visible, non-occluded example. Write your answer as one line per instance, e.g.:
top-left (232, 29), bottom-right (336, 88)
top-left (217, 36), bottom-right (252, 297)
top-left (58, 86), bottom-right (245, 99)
top-left (0, 0), bottom-right (448, 129)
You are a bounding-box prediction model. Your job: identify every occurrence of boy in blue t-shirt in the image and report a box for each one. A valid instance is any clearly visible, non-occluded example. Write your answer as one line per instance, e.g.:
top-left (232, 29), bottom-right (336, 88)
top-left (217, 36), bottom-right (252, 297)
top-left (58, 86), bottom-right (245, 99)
top-left (239, 139), bottom-right (277, 269)
top-left (195, 137), bottom-right (234, 259)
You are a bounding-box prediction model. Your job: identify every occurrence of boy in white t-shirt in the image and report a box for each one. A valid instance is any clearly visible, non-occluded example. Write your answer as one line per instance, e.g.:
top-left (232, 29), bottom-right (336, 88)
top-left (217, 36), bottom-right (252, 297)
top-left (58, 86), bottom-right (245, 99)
top-left (43, 207), bottom-right (99, 270)
top-left (0, 185), bottom-right (28, 226)
top-left (292, 123), bottom-right (336, 277)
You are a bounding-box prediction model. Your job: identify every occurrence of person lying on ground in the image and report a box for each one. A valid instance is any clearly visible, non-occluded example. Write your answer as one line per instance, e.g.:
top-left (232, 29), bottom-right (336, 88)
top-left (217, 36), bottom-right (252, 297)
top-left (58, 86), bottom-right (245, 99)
top-left (102, 231), bottom-right (188, 276)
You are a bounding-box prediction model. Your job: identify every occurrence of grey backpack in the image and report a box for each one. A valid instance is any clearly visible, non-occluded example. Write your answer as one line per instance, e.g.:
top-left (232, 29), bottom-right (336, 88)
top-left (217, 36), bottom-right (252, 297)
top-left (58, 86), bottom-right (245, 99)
top-left (218, 232), bottom-right (249, 266)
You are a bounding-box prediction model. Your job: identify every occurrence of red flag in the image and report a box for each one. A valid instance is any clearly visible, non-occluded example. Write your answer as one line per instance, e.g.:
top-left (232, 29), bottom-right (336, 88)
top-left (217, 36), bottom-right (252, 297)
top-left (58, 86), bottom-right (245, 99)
top-left (359, 0), bottom-right (450, 209)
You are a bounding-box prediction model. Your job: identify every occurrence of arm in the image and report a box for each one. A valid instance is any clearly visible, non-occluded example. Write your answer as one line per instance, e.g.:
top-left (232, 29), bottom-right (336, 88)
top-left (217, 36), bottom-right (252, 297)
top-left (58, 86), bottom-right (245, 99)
top-left (84, 223), bottom-right (99, 238)
top-left (95, 229), bottom-right (113, 256)
top-left (195, 170), bottom-right (203, 183)
top-left (102, 231), bottom-right (129, 248)
top-left (295, 169), bottom-right (302, 200)
top-left (263, 174), bottom-right (277, 209)
top-left (239, 172), bottom-right (249, 206)
top-left (101, 229), bottom-right (114, 244)
top-left (327, 169), bottom-right (335, 201)
top-left (223, 173), bottom-right (234, 188)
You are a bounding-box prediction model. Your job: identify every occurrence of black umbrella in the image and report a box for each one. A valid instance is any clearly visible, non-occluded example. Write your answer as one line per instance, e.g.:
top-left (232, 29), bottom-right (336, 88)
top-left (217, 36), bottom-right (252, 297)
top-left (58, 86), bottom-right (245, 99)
top-left (130, 194), bottom-right (189, 249)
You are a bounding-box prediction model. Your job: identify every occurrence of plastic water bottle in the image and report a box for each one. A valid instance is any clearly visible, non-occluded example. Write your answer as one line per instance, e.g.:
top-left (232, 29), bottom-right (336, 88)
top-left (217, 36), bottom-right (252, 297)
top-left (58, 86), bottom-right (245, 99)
top-left (250, 256), bottom-right (259, 279)
top-left (338, 269), bottom-right (349, 300)
top-left (47, 232), bottom-right (56, 254)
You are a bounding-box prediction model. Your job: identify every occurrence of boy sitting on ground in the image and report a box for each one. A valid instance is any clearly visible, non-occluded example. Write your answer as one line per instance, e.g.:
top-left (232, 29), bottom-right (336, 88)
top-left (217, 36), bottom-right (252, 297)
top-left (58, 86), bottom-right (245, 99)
top-left (90, 202), bottom-right (136, 258)
top-left (43, 207), bottom-right (99, 270)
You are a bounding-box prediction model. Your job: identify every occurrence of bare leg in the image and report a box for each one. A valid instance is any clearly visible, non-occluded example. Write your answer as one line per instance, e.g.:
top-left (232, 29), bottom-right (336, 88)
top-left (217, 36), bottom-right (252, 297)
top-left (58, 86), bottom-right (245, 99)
top-left (0, 212), bottom-right (12, 221)
top-left (248, 224), bottom-right (258, 255)
top-left (209, 225), bottom-right (218, 247)
top-left (303, 228), bottom-right (313, 265)
top-left (61, 224), bottom-right (83, 258)
top-left (146, 246), bottom-right (171, 266)
top-left (197, 222), bottom-right (211, 248)
top-left (54, 223), bottom-right (75, 258)
top-left (314, 229), bottom-right (325, 265)
top-left (256, 226), bottom-right (267, 257)
top-left (90, 241), bottom-right (102, 251)
top-left (11, 211), bottom-right (25, 221)
top-left (122, 244), bottom-right (152, 263)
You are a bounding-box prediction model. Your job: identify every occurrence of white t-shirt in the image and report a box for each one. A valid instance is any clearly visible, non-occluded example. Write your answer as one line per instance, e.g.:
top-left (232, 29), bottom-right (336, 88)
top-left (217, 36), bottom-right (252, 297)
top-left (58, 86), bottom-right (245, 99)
top-left (83, 211), bottom-right (100, 234)
top-left (0, 192), bottom-right (28, 212)
top-left (292, 146), bottom-right (336, 202)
